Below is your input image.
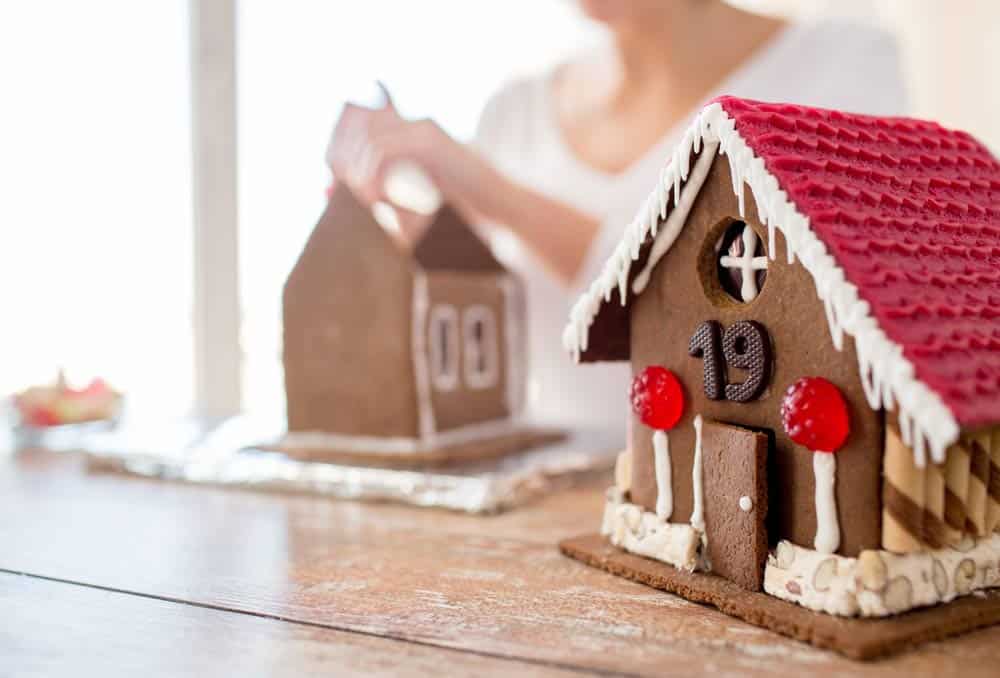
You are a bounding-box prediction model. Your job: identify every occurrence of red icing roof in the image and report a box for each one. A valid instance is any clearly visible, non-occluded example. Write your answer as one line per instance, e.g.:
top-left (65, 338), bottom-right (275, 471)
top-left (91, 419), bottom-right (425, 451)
top-left (712, 97), bottom-right (1000, 429)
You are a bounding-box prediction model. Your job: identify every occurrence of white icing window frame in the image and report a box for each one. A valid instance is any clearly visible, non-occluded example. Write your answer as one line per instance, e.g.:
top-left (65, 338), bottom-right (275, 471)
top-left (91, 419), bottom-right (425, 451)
top-left (462, 305), bottom-right (499, 390)
top-left (428, 305), bottom-right (460, 392)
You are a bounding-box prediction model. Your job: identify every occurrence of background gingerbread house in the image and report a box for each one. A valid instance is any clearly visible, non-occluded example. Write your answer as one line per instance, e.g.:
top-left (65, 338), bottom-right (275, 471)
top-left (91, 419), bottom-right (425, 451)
top-left (281, 184), bottom-right (536, 465)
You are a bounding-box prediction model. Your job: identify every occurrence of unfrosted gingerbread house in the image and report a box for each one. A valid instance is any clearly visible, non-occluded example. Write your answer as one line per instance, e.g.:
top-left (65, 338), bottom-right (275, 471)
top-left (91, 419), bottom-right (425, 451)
top-left (561, 96), bottom-right (1000, 653)
top-left (281, 184), bottom-right (559, 467)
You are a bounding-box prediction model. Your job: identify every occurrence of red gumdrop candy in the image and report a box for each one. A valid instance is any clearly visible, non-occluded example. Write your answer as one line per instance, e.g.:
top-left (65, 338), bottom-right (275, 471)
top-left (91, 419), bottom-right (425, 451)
top-left (630, 366), bottom-right (685, 431)
top-left (780, 377), bottom-right (850, 453)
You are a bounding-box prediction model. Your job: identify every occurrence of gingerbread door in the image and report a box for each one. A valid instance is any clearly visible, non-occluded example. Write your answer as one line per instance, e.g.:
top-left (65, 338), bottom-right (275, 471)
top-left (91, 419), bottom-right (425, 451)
top-left (702, 420), bottom-right (769, 591)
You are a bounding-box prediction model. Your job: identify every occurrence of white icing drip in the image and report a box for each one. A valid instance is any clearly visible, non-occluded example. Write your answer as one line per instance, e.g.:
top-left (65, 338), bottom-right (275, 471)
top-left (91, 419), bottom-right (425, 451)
top-left (718, 223), bottom-right (768, 302)
top-left (739, 496), bottom-right (753, 512)
top-left (632, 146), bottom-right (718, 295)
top-left (562, 101), bottom-right (961, 465)
top-left (411, 273), bottom-right (436, 438)
top-left (653, 430), bottom-right (672, 520)
top-left (813, 452), bottom-right (839, 554)
top-left (690, 415), bottom-right (705, 531)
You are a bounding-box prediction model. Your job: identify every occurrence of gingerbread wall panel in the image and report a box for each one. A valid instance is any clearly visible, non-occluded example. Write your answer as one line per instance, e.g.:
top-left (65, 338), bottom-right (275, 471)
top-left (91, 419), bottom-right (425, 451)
top-left (422, 271), bottom-right (513, 432)
top-left (628, 155), bottom-right (884, 557)
top-left (283, 185), bottom-right (420, 438)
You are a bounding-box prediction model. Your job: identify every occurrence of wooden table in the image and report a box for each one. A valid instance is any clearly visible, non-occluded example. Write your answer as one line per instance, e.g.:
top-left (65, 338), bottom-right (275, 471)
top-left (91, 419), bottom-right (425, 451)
top-left (3, 449), bottom-right (997, 676)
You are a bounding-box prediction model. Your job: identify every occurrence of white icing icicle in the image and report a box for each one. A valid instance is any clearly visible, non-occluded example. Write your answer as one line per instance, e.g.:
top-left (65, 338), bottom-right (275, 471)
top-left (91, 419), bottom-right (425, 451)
top-left (632, 146), bottom-right (718, 295)
top-left (653, 430), bottom-right (672, 520)
top-left (561, 101), bottom-right (961, 466)
top-left (690, 415), bottom-right (705, 531)
top-left (813, 452), bottom-right (840, 554)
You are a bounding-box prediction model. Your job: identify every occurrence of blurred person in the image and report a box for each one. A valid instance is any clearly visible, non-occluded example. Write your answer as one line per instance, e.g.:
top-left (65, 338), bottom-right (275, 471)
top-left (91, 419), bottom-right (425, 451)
top-left (327, 0), bottom-right (906, 434)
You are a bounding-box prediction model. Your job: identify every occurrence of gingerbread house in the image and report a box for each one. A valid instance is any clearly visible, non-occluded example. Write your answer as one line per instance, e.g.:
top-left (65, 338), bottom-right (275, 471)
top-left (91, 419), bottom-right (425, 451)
top-left (561, 97), bottom-right (1000, 630)
top-left (281, 184), bottom-right (557, 466)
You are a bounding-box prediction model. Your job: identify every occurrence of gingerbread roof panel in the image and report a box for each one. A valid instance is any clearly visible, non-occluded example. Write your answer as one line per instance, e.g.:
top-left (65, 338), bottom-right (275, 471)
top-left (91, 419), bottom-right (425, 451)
top-left (714, 97), bottom-right (1000, 431)
top-left (564, 96), bottom-right (1000, 463)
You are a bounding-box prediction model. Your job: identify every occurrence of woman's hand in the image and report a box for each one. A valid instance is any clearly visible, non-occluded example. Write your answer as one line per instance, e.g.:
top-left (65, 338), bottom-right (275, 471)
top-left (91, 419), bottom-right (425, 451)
top-left (327, 92), bottom-right (502, 228)
top-left (327, 88), bottom-right (600, 285)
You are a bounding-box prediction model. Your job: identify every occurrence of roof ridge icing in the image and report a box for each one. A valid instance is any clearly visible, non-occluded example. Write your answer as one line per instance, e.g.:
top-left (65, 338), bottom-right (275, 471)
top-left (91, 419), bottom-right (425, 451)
top-left (561, 97), bottom-right (1000, 466)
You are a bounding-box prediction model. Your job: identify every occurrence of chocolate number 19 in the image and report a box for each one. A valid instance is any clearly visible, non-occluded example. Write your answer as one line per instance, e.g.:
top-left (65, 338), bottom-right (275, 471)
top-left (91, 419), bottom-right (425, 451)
top-left (688, 320), bottom-right (772, 402)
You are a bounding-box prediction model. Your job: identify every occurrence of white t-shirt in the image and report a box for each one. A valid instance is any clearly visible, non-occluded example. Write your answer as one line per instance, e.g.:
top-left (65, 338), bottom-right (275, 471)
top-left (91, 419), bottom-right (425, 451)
top-left (474, 20), bottom-right (908, 435)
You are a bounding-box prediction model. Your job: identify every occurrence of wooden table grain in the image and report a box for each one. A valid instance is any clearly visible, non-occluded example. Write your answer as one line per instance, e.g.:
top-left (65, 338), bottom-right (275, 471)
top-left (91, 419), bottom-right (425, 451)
top-left (2, 449), bottom-right (995, 676)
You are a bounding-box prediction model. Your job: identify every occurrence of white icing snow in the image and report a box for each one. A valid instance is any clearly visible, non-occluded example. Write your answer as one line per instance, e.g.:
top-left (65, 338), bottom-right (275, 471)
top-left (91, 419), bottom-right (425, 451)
top-left (765, 536), bottom-right (1000, 618)
top-left (562, 102), bottom-right (960, 465)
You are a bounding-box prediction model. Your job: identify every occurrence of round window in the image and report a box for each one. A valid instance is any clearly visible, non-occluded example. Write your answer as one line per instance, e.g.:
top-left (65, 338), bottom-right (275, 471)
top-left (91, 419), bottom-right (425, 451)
top-left (715, 220), bottom-right (767, 303)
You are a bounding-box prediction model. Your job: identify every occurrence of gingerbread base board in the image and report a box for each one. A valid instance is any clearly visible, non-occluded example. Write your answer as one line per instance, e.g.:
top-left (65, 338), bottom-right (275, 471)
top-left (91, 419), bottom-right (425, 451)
top-left (265, 428), bottom-right (566, 469)
top-left (559, 534), bottom-right (1000, 660)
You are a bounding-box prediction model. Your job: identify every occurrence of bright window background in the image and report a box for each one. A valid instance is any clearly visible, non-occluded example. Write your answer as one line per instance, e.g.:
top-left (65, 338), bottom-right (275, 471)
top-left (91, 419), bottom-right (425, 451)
top-left (0, 1), bottom-right (194, 415)
top-left (237, 0), bottom-right (598, 415)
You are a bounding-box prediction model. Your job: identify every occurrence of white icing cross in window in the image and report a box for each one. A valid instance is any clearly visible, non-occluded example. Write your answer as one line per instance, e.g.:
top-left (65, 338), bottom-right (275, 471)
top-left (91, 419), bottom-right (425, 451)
top-left (719, 224), bottom-right (768, 302)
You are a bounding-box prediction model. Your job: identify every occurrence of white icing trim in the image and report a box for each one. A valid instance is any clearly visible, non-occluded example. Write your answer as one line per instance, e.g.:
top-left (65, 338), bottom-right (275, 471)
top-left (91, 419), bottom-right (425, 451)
top-left (411, 273), bottom-right (436, 438)
top-left (428, 304), bottom-right (460, 392)
top-left (632, 145), bottom-right (718, 294)
top-left (812, 452), bottom-right (840, 554)
top-left (690, 415), bottom-right (705, 531)
top-left (462, 305), bottom-right (499, 390)
top-left (280, 417), bottom-right (520, 456)
top-left (653, 430), bottom-right (672, 520)
top-left (602, 488), bottom-right (702, 572)
top-left (563, 102), bottom-right (961, 464)
top-left (739, 495), bottom-right (753, 512)
top-left (499, 276), bottom-right (524, 416)
top-left (765, 536), bottom-right (1000, 618)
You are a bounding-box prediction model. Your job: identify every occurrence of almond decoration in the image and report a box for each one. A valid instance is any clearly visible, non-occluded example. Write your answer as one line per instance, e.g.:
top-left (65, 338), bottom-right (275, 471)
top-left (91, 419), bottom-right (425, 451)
top-left (932, 559), bottom-right (948, 597)
top-left (763, 535), bottom-right (1000, 618)
top-left (813, 558), bottom-right (837, 592)
top-left (858, 551), bottom-right (888, 592)
top-left (775, 541), bottom-right (795, 569)
top-left (623, 504), bottom-right (642, 533)
top-left (955, 558), bottom-right (976, 595)
top-left (884, 576), bottom-right (913, 614)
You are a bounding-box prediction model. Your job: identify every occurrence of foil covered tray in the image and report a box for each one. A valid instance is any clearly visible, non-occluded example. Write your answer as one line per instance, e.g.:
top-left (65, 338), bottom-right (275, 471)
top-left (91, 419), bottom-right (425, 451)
top-left (66, 415), bottom-right (618, 513)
